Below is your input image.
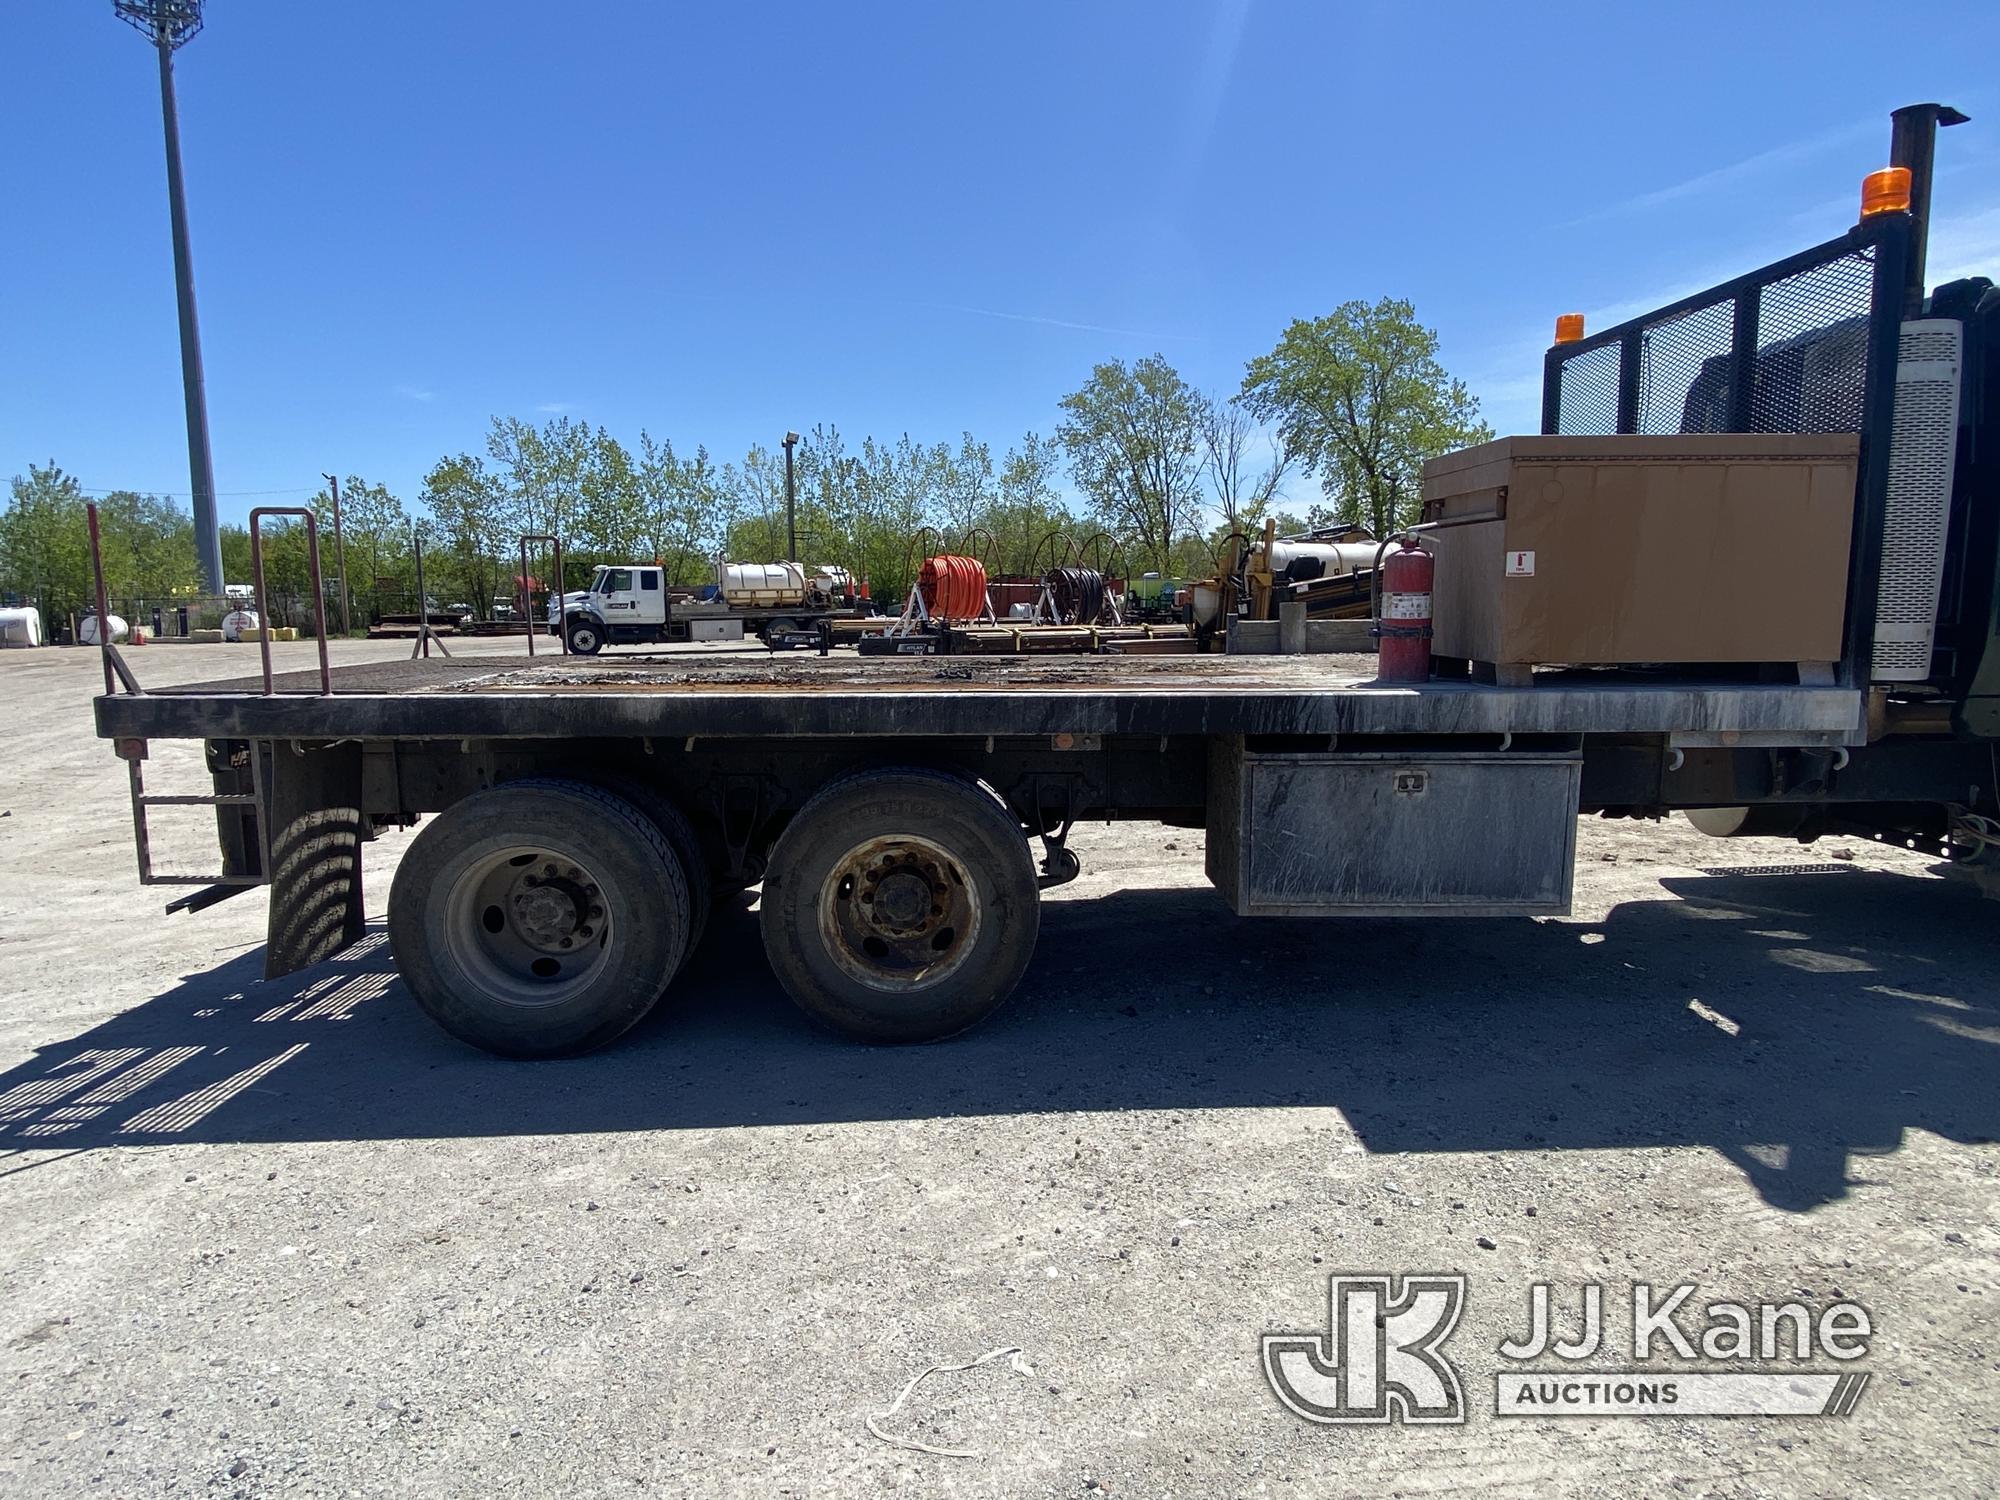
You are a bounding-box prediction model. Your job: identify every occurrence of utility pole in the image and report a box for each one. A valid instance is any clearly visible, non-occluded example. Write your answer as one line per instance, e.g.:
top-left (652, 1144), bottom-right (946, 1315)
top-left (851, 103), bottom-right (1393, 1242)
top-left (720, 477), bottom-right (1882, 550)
top-left (783, 431), bottom-right (800, 564)
top-left (114, 1), bottom-right (223, 595)
top-left (323, 472), bottom-right (352, 635)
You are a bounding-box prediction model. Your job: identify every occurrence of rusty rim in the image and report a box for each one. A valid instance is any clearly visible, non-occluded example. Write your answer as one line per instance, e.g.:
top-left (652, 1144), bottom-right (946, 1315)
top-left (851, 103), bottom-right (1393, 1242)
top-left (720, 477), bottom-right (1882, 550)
top-left (817, 834), bottom-right (982, 992)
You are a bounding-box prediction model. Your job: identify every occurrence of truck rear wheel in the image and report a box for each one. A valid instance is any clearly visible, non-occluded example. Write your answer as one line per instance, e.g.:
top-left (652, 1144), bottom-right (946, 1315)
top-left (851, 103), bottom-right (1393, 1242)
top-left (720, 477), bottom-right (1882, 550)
top-left (389, 778), bottom-right (690, 1057)
top-left (762, 617), bottom-right (801, 649)
top-left (566, 618), bottom-right (604, 655)
top-left (759, 768), bottom-right (1039, 1042)
top-left (583, 772), bottom-right (712, 976)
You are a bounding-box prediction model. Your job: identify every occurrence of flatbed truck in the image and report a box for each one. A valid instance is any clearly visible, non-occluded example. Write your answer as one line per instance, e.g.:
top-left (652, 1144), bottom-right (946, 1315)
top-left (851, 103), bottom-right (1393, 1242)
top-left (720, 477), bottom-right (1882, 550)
top-left (558, 562), bottom-right (851, 654)
top-left (88, 104), bottom-right (1998, 1058)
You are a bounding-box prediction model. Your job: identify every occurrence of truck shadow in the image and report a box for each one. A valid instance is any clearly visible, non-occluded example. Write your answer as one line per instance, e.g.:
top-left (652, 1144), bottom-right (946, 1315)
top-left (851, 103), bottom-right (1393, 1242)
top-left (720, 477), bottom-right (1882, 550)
top-left (2, 865), bottom-right (1993, 1211)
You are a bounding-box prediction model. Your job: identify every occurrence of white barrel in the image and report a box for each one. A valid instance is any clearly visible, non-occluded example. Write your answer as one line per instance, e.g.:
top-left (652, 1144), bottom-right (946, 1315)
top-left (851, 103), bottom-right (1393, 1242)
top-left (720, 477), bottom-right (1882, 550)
top-left (717, 561), bottom-right (808, 607)
top-left (221, 609), bottom-right (261, 642)
top-left (0, 606), bottom-right (43, 647)
top-left (79, 613), bottom-right (129, 645)
top-left (809, 564), bottom-right (853, 596)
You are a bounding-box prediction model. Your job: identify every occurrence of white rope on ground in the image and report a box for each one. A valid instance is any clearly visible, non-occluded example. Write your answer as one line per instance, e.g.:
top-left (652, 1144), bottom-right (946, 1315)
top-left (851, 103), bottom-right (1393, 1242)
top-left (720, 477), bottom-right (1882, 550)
top-left (864, 1345), bottom-right (1033, 1458)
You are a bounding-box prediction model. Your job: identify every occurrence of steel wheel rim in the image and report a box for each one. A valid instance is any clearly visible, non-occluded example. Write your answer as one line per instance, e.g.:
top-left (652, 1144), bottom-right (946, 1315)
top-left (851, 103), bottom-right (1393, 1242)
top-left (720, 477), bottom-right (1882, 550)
top-left (572, 624), bottom-right (598, 651)
top-left (817, 833), bottom-right (983, 992)
top-left (444, 845), bottom-right (615, 1008)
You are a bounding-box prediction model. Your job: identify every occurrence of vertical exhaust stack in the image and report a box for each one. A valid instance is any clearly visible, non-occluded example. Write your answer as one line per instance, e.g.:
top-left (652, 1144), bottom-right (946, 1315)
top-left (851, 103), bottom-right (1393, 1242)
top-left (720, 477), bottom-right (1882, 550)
top-left (1888, 102), bottom-right (1970, 317)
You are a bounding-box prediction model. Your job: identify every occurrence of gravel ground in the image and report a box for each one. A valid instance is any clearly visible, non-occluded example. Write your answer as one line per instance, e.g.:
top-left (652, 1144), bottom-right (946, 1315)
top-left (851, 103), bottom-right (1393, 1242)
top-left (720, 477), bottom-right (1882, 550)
top-left (2, 639), bottom-right (1996, 1499)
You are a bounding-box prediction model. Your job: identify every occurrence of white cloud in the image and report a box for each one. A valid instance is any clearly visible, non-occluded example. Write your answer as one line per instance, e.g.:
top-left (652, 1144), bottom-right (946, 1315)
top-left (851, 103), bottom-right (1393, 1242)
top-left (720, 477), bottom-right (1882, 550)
top-left (1564, 119), bottom-right (1877, 227)
top-left (924, 301), bottom-right (1177, 342)
top-left (394, 384), bottom-right (435, 402)
top-left (535, 402), bottom-right (573, 414)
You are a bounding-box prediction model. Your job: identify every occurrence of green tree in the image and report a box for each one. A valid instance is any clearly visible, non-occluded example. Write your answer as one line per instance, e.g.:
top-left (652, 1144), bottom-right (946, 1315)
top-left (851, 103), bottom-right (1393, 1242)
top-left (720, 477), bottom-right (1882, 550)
top-left (1199, 395), bottom-right (1292, 535)
top-left (422, 453), bottom-right (511, 618)
top-left (1238, 297), bottom-right (1491, 534)
top-left (990, 432), bottom-right (1074, 575)
top-left (937, 432), bottom-right (994, 546)
top-left (634, 432), bottom-right (720, 585)
top-left (789, 424), bottom-right (860, 571)
top-left (0, 465), bottom-right (207, 625)
top-left (576, 426), bottom-right (642, 561)
top-left (313, 475), bottom-right (411, 620)
top-left (1056, 355), bottom-right (1205, 574)
top-left (846, 433), bottom-right (938, 601)
top-left (720, 443), bottom-right (791, 565)
top-left (0, 463), bottom-right (92, 623)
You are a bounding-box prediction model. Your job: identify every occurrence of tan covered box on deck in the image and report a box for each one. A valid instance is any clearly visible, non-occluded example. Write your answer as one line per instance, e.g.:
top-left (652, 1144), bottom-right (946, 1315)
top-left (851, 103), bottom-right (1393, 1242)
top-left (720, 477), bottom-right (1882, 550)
top-left (1420, 433), bottom-right (1860, 669)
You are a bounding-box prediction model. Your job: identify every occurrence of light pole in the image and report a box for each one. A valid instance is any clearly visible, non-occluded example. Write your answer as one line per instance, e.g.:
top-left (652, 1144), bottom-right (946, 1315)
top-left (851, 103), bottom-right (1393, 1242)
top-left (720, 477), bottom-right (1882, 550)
top-left (114, 0), bottom-right (223, 595)
top-left (322, 472), bottom-right (352, 635)
top-left (782, 431), bottom-right (800, 564)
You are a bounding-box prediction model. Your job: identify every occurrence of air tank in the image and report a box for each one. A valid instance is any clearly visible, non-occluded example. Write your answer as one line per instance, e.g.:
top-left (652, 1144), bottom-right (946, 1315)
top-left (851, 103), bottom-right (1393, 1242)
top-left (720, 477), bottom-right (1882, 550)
top-left (717, 561), bottom-right (808, 608)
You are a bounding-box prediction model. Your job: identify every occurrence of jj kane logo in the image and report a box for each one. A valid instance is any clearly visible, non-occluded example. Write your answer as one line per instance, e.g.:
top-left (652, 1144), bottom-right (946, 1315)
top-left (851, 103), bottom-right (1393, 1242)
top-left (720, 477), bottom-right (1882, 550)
top-left (1262, 1274), bottom-right (1468, 1425)
top-left (1263, 1273), bottom-right (1873, 1425)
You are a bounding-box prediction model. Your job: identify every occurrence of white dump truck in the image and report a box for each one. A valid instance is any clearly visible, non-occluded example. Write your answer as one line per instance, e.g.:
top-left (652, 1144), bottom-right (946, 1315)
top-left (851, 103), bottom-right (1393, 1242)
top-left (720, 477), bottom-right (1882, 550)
top-left (560, 560), bottom-right (857, 653)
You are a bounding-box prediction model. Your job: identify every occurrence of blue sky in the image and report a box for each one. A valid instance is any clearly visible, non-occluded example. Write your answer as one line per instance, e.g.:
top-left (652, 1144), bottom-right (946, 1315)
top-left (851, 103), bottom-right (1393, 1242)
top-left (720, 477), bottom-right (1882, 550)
top-left (4, 1), bottom-right (1995, 525)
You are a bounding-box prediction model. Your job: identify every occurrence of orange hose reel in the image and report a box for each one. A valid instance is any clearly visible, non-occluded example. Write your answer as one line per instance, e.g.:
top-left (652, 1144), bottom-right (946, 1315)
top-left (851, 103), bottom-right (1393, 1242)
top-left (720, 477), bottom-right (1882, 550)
top-left (918, 554), bottom-right (990, 621)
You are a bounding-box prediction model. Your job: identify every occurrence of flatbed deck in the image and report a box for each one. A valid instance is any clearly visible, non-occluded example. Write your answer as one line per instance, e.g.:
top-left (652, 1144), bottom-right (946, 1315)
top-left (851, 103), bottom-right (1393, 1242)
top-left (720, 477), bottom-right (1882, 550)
top-left (95, 652), bottom-right (1866, 744)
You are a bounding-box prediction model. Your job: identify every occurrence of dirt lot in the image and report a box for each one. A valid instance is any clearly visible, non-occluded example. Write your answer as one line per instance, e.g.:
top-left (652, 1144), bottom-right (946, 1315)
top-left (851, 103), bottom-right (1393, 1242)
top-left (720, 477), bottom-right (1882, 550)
top-left (2, 639), bottom-right (1995, 1498)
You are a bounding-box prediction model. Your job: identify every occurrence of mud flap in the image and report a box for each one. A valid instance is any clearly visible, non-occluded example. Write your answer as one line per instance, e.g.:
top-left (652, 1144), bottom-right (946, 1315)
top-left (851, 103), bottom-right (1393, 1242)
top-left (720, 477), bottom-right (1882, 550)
top-left (262, 741), bottom-right (367, 979)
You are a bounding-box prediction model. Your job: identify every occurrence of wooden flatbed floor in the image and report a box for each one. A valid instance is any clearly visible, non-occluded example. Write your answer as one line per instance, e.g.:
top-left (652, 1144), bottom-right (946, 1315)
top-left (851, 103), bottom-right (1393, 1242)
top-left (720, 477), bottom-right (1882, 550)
top-left (95, 652), bottom-right (1867, 745)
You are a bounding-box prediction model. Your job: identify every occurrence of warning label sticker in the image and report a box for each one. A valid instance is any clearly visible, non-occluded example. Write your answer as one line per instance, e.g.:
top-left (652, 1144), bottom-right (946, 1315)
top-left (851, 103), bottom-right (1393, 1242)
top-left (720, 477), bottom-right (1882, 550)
top-left (1383, 593), bottom-right (1430, 620)
top-left (1506, 550), bottom-right (1536, 577)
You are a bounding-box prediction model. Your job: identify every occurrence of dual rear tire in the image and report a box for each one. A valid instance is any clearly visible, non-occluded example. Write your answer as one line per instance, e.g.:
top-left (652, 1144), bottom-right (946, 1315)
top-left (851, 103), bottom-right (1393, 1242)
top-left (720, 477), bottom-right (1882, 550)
top-left (389, 768), bottom-right (1040, 1056)
top-left (389, 777), bottom-right (690, 1057)
top-left (759, 768), bottom-right (1040, 1043)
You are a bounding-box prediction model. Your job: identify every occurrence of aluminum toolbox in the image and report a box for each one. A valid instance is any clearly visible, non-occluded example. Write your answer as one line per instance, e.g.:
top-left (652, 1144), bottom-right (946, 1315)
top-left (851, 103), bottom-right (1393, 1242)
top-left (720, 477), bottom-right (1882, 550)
top-left (1206, 739), bottom-right (1581, 916)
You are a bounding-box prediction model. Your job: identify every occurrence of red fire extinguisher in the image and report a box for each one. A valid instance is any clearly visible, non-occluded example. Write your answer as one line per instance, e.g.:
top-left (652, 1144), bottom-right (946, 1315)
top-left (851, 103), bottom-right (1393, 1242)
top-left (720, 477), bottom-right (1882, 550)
top-left (1376, 538), bottom-right (1434, 682)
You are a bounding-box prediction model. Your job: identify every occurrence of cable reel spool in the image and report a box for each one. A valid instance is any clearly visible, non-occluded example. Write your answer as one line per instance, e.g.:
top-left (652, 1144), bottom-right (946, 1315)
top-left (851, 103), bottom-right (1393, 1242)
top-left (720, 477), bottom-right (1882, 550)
top-left (1042, 566), bottom-right (1107, 626)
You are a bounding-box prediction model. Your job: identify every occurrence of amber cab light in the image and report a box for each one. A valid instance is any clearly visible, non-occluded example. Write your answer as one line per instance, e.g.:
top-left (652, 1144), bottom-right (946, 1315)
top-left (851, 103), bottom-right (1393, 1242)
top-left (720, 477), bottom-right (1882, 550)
top-left (1861, 166), bottom-right (1912, 218)
top-left (1554, 313), bottom-right (1586, 345)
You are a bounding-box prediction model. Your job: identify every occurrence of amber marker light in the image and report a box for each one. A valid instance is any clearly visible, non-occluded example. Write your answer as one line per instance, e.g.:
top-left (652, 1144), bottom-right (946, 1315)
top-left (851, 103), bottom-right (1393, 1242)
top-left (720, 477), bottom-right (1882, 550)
top-left (1861, 166), bottom-right (1912, 217)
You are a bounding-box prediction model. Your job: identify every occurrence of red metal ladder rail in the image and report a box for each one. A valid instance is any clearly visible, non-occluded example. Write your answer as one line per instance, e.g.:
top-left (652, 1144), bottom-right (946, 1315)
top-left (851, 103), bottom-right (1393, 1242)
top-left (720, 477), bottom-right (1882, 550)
top-left (87, 502), bottom-right (332, 912)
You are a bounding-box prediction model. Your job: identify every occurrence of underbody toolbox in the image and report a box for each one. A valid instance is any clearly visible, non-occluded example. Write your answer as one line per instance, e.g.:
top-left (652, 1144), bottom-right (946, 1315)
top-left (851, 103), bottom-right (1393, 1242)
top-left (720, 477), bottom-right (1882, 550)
top-left (1206, 738), bottom-right (1582, 916)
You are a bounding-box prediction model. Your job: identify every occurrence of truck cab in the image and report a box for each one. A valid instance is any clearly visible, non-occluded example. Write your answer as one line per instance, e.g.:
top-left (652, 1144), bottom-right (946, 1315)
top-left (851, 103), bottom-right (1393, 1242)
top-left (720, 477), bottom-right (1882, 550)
top-left (561, 563), bottom-right (837, 653)
top-left (563, 566), bottom-right (666, 654)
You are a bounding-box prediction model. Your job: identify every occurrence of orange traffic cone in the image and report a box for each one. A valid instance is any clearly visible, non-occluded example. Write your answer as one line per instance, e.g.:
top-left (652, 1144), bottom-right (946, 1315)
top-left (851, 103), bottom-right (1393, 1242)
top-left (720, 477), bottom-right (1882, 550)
top-left (859, 576), bottom-right (871, 600)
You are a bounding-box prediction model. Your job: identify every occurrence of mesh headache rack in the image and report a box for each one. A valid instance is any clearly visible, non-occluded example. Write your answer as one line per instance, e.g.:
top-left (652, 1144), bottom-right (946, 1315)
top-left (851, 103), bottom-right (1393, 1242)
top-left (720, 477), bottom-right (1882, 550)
top-left (1539, 211), bottom-right (1941, 689)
